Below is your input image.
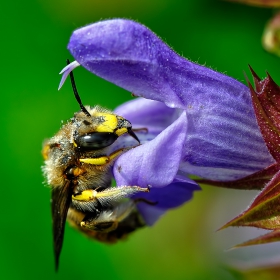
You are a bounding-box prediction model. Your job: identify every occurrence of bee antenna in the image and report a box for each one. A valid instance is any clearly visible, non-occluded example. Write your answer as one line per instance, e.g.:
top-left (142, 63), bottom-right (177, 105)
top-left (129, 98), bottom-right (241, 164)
top-left (66, 59), bottom-right (91, 117)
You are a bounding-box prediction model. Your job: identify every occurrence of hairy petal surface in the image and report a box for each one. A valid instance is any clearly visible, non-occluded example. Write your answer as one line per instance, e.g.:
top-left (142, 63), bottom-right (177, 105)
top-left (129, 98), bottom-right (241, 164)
top-left (67, 19), bottom-right (251, 110)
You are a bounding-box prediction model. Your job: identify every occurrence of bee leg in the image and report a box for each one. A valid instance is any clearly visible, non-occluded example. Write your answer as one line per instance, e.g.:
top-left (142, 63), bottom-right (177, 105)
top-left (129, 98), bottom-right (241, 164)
top-left (72, 185), bottom-right (149, 202)
top-left (81, 214), bottom-right (118, 232)
top-left (79, 147), bottom-right (131, 166)
top-left (80, 200), bottom-right (136, 232)
top-left (71, 185), bottom-right (149, 214)
top-left (134, 198), bottom-right (158, 206)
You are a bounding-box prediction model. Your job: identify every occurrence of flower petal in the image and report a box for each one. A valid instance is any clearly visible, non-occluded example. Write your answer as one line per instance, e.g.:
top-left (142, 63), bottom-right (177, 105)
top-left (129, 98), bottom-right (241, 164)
top-left (113, 111), bottom-right (187, 188)
top-left (114, 97), bottom-right (275, 181)
top-left (136, 175), bottom-right (200, 226)
top-left (114, 97), bottom-right (181, 134)
top-left (137, 175), bottom-right (200, 209)
top-left (179, 97), bottom-right (276, 180)
top-left (67, 19), bottom-right (251, 110)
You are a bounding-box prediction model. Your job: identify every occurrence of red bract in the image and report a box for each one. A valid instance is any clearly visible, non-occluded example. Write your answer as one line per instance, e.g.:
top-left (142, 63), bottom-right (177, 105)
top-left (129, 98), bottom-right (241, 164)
top-left (221, 68), bottom-right (280, 246)
top-left (249, 66), bottom-right (280, 161)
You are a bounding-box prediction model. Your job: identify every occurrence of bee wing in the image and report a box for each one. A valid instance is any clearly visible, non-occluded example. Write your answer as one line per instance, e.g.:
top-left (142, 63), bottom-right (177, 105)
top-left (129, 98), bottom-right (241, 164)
top-left (51, 181), bottom-right (73, 271)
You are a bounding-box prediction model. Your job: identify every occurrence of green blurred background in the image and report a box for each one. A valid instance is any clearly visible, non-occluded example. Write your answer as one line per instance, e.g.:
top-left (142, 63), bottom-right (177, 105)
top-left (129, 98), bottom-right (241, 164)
top-left (2, 0), bottom-right (280, 279)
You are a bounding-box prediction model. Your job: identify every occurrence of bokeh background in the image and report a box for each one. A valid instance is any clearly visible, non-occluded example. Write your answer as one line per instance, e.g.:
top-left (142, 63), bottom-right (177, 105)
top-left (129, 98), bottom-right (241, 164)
top-left (2, 0), bottom-right (280, 279)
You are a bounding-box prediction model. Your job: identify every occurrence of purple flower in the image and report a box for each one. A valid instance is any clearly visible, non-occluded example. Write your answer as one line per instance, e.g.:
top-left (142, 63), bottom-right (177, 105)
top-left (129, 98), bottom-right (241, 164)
top-left (59, 19), bottom-right (275, 225)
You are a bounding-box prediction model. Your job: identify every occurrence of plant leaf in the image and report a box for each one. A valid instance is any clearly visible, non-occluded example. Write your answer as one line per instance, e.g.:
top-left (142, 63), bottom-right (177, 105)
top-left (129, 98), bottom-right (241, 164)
top-left (220, 170), bottom-right (280, 230)
top-left (249, 67), bottom-right (280, 162)
top-left (233, 229), bottom-right (280, 249)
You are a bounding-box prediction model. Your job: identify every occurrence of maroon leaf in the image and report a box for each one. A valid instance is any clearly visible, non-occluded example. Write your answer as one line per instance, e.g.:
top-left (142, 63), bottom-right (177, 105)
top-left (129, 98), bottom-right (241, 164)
top-left (233, 229), bottom-right (280, 248)
top-left (249, 67), bottom-right (280, 162)
top-left (220, 170), bottom-right (280, 230)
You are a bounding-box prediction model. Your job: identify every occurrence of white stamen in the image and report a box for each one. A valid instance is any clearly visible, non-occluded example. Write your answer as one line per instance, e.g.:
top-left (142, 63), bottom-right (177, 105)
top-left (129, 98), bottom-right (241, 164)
top-left (58, 60), bottom-right (80, 90)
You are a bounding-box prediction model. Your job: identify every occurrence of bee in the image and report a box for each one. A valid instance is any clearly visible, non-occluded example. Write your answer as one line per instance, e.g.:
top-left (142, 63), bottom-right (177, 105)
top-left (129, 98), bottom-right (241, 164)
top-left (42, 62), bottom-right (150, 270)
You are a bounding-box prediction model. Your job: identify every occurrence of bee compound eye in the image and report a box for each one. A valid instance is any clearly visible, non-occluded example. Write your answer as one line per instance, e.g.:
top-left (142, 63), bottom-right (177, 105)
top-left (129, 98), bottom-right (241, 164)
top-left (75, 132), bottom-right (118, 150)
